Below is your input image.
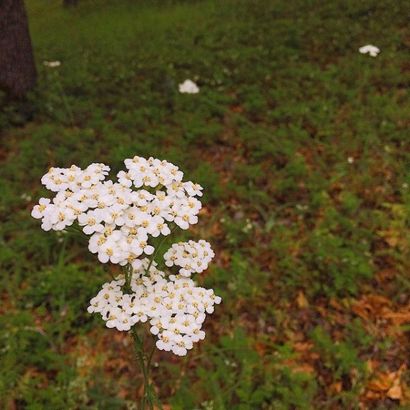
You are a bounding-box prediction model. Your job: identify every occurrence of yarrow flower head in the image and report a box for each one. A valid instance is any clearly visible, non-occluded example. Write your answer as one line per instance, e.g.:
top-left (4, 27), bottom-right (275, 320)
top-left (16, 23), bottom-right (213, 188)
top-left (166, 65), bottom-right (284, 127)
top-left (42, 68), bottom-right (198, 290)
top-left (164, 240), bottom-right (215, 277)
top-left (32, 157), bottom-right (203, 266)
top-left (88, 259), bottom-right (221, 356)
top-left (32, 155), bottom-right (221, 356)
top-left (359, 45), bottom-right (380, 57)
top-left (179, 79), bottom-right (199, 94)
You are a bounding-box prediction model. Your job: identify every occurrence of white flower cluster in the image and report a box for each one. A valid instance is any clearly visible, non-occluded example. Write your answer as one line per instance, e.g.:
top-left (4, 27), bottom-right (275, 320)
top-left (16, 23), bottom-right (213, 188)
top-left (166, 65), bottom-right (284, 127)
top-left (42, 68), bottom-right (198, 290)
top-left (359, 44), bottom-right (380, 57)
top-left (88, 260), bottom-right (221, 356)
top-left (32, 156), bottom-right (221, 357)
top-left (179, 79), bottom-right (199, 94)
top-left (164, 240), bottom-right (215, 277)
top-left (31, 157), bottom-right (203, 268)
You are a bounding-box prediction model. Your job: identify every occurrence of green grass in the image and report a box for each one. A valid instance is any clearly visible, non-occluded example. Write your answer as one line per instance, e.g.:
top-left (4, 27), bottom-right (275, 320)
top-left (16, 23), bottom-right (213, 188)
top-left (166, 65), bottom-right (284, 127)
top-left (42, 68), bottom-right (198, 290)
top-left (1, 0), bottom-right (409, 408)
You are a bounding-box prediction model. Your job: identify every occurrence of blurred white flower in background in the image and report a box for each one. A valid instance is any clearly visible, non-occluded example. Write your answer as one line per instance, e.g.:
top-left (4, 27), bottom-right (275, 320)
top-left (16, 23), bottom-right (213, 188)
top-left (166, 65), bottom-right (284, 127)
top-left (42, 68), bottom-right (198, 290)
top-left (179, 79), bottom-right (199, 94)
top-left (358, 45), bottom-right (380, 57)
top-left (20, 193), bottom-right (32, 202)
top-left (43, 61), bottom-right (61, 68)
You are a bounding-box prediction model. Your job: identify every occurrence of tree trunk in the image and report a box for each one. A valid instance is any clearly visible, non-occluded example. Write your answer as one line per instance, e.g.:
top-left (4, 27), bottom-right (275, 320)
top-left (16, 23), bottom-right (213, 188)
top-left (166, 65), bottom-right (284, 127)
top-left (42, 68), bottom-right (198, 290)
top-left (0, 0), bottom-right (37, 99)
top-left (63, 0), bottom-right (79, 7)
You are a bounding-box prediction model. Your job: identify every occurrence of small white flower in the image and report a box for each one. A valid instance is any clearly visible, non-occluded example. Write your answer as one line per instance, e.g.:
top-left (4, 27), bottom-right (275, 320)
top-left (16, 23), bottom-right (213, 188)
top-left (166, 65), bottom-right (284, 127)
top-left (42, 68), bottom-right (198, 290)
top-left (97, 240), bottom-right (122, 264)
top-left (43, 60), bottom-right (61, 68)
top-left (151, 218), bottom-right (170, 237)
top-left (31, 198), bottom-right (51, 219)
top-left (179, 79), bottom-right (199, 94)
top-left (359, 45), bottom-right (380, 57)
top-left (183, 181), bottom-right (203, 197)
top-left (78, 210), bottom-right (104, 235)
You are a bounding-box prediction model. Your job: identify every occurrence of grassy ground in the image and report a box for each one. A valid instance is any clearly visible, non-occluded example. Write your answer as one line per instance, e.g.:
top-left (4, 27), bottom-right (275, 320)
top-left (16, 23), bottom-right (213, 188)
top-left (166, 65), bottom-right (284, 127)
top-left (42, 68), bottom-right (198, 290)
top-left (0, 0), bottom-right (409, 408)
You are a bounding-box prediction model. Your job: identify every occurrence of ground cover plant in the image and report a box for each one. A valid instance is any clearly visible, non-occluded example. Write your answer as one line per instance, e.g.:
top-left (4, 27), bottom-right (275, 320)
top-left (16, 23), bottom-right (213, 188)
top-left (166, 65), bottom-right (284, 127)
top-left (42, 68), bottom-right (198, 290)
top-left (0, 0), bottom-right (409, 409)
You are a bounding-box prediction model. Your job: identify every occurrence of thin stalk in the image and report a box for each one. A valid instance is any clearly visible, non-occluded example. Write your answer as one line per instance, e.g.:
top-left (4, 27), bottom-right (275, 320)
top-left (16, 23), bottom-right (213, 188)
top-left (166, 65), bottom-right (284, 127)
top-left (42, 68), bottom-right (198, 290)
top-left (145, 224), bottom-right (178, 275)
top-left (131, 327), bottom-right (156, 410)
top-left (146, 340), bottom-right (161, 410)
top-left (145, 235), bottom-right (169, 275)
top-left (64, 225), bottom-right (87, 242)
top-left (146, 342), bottom-right (155, 379)
top-left (123, 264), bottom-right (132, 293)
top-left (122, 226), bottom-right (174, 409)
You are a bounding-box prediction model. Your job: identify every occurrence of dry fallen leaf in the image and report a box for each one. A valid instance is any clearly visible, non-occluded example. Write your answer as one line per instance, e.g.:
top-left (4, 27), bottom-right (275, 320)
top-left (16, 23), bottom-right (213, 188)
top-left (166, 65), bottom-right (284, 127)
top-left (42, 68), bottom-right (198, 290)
top-left (367, 364), bottom-right (407, 403)
top-left (254, 341), bottom-right (267, 356)
top-left (230, 105), bottom-right (244, 113)
top-left (383, 310), bottom-right (410, 325)
top-left (329, 298), bottom-right (343, 311)
top-left (293, 342), bottom-right (314, 352)
top-left (366, 295), bottom-right (392, 308)
top-left (387, 384), bottom-right (402, 400)
top-left (296, 291), bottom-right (309, 308)
top-left (367, 373), bottom-right (393, 392)
top-left (329, 381), bottom-right (342, 393)
top-left (365, 390), bottom-right (382, 400)
top-left (352, 302), bottom-right (371, 320)
top-left (377, 229), bottom-right (400, 247)
top-left (366, 360), bottom-right (379, 373)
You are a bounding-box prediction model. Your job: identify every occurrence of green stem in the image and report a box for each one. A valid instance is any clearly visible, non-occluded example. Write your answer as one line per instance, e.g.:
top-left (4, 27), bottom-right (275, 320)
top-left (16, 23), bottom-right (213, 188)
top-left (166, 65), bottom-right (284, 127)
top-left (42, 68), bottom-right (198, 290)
top-left (123, 227), bottom-right (175, 409)
top-left (57, 233), bottom-right (67, 267)
top-left (63, 224), bottom-right (87, 242)
top-left (145, 235), bottom-right (168, 275)
top-left (146, 341), bottom-right (155, 379)
top-left (145, 224), bottom-right (178, 275)
top-left (131, 328), bottom-right (157, 410)
top-left (123, 264), bottom-right (132, 294)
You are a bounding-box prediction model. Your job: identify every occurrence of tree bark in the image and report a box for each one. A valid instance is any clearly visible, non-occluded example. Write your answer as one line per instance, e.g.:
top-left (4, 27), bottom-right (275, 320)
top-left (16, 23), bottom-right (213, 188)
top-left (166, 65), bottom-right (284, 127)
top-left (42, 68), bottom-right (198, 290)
top-left (63, 0), bottom-right (79, 7)
top-left (0, 0), bottom-right (37, 99)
